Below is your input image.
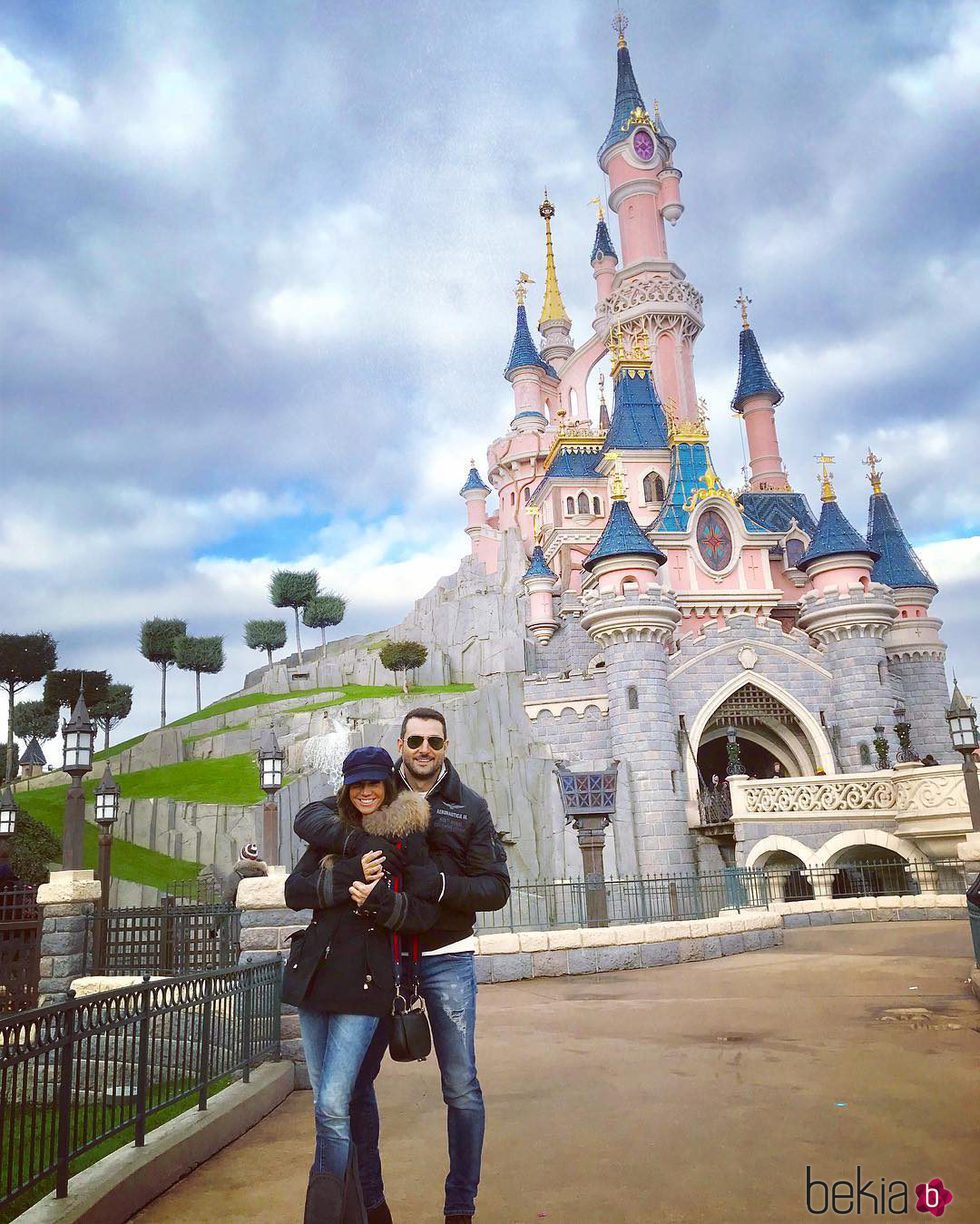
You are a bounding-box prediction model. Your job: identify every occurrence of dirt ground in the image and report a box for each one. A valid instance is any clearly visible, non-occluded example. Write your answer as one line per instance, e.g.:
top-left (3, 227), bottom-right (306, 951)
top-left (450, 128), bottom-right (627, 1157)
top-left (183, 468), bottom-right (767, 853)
top-left (133, 921), bottom-right (979, 1224)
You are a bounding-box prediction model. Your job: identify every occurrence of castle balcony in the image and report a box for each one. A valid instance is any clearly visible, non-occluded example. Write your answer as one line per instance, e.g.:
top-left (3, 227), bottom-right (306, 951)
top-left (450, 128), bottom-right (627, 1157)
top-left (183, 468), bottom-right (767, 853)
top-left (594, 271), bottom-right (704, 343)
top-left (727, 763), bottom-right (975, 864)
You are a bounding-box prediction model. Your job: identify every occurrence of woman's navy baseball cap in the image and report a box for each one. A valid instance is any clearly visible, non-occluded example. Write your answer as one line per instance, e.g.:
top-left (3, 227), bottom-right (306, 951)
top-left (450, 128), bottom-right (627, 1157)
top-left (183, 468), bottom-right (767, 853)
top-left (342, 745), bottom-right (395, 786)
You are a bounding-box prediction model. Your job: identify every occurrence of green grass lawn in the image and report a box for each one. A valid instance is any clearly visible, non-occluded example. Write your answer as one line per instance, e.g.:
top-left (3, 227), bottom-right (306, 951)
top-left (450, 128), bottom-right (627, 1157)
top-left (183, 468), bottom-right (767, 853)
top-left (167, 685), bottom-right (345, 728)
top-left (182, 720), bottom-right (250, 745)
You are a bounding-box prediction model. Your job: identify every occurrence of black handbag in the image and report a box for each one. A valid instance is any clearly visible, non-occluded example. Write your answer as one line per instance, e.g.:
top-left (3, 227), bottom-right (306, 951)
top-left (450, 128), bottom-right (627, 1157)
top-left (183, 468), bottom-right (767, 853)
top-left (388, 936), bottom-right (431, 1062)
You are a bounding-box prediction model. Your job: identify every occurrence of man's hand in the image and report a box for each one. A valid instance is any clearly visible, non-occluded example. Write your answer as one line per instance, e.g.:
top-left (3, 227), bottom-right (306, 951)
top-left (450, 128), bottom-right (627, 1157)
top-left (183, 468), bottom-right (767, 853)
top-left (350, 878), bottom-right (381, 908)
top-left (361, 850), bottom-right (386, 883)
top-left (403, 862), bottom-right (444, 902)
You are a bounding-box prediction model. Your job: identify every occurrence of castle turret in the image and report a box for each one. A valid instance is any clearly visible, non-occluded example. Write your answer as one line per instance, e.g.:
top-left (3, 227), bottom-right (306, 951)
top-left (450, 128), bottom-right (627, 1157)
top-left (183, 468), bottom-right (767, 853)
top-left (797, 459), bottom-right (898, 771)
top-left (522, 544), bottom-right (560, 645)
top-left (730, 293), bottom-right (790, 492)
top-left (590, 201), bottom-right (618, 303)
top-left (580, 463), bottom-right (690, 873)
top-left (505, 274), bottom-right (559, 422)
top-left (864, 451), bottom-right (951, 761)
top-left (598, 17), bottom-right (679, 267)
top-left (537, 192), bottom-right (574, 368)
top-left (459, 460), bottom-right (495, 568)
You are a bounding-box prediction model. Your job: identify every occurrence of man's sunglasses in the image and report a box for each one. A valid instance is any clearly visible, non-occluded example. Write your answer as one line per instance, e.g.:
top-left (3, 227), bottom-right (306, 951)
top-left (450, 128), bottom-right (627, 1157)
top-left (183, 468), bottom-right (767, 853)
top-left (405, 735), bottom-right (446, 750)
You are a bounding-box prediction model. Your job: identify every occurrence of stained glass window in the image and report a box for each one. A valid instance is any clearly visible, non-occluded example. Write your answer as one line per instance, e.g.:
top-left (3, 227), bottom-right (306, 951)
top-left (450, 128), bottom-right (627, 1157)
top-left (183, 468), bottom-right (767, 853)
top-left (697, 509), bottom-right (733, 571)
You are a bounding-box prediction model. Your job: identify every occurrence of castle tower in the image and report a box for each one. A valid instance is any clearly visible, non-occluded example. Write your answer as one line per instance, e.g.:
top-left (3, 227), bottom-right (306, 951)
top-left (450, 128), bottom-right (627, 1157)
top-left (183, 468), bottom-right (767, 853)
top-left (459, 460), bottom-right (496, 571)
top-left (579, 463), bottom-right (692, 873)
top-left (865, 452), bottom-right (951, 761)
top-left (537, 192), bottom-right (574, 369)
top-left (595, 16), bottom-right (702, 421)
top-left (797, 458), bottom-right (898, 771)
top-left (522, 544), bottom-right (560, 645)
top-left (590, 201), bottom-right (618, 303)
top-left (730, 292), bottom-right (791, 492)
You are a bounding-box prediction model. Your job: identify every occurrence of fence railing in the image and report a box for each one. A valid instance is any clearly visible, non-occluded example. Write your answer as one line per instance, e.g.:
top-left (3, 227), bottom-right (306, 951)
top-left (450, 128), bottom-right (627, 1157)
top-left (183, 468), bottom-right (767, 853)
top-left (0, 883), bottom-right (41, 1015)
top-left (87, 897), bottom-right (241, 976)
top-left (0, 959), bottom-right (281, 1217)
top-left (477, 860), bottom-right (975, 932)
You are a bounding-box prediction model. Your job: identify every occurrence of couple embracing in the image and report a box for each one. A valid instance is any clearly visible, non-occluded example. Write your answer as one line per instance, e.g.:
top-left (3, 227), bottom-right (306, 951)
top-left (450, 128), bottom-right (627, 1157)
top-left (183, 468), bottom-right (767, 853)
top-left (284, 707), bottom-right (510, 1223)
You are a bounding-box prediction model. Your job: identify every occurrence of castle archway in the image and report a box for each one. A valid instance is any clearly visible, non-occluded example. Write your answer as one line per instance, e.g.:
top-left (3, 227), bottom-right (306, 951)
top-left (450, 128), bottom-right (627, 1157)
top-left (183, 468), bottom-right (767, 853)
top-left (685, 674), bottom-right (835, 802)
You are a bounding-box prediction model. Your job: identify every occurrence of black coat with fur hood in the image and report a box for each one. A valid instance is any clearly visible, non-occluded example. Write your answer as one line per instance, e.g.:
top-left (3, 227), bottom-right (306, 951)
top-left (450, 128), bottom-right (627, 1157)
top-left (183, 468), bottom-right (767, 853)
top-left (282, 789), bottom-right (439, 1017)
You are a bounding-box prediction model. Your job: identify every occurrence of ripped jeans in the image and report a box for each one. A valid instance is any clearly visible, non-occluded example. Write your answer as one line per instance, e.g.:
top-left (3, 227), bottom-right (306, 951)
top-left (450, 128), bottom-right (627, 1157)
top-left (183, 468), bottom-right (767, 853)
top-left (351, 952), bottom-right (484, 1217)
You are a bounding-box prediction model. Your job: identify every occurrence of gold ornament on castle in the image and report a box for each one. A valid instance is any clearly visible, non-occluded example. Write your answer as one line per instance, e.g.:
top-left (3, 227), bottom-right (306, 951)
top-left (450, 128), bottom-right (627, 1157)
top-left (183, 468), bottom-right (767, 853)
top-left (613, 8), bottom-right (628, 48)
top-left (863, 448), bottom-right (883, 495)
top-left (816, 454), bottom-right (836, 502)
top-left (608, 323), bottom-right (652, 378)
top-left (736, 288), bottom-right (751, 330)
top-left (538, 191), bottom-right (569, 326)
top-left (683, 459), bottom-right (738, 512)
top-left (621, 105), bottom-right (653, 134)
top-left (664, 396), bottom-right (710, 444)
top-left (514, 271), bottom-right (534, 306)
top-left (589, 196), bottom-right (606, 222)
top-left (607, 451), bottom-right (628, 501)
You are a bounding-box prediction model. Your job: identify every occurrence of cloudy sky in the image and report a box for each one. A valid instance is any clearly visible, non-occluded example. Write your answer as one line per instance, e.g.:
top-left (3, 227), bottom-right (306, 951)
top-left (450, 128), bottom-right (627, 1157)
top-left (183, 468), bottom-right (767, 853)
top-left (2, 0), bottom-right (978, 745)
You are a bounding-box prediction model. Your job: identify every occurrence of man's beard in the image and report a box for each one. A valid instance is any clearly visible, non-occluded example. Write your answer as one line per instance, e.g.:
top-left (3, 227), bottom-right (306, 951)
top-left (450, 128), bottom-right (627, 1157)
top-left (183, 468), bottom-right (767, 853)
top-left (405, 756), bottom-right (439, 780)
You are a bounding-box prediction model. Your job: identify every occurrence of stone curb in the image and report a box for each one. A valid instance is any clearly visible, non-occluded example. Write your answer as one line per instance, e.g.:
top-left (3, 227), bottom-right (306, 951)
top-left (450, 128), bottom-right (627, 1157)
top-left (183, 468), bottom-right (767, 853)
top-left (17, 1061), bottom-right (293, 1224)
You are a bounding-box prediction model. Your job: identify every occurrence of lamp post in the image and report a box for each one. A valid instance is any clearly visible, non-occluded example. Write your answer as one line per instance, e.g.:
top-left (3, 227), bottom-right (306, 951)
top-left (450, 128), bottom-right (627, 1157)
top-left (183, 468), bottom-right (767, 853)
top-left (893, 702), bottom-right (918, 765)
top-left (93, 764), bottom-right (120, 970)
top-left (554, 761), bottom-right (619, 927)
top-left (946, 682), bottom-right (980, 833)
top-left (0, 785), bottom-right (19, 873)
top-left (258, 729), bottom-right (285, 866)
top-left (725, 724), bottom-right (745, 778)
top-left (872, 723), bottom-right (891, 771)
top-left (61, 690), bottom-right (95, 870)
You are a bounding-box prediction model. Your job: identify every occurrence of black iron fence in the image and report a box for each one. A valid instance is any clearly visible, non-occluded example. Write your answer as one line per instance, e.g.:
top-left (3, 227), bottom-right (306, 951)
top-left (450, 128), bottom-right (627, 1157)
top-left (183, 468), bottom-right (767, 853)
top-left (0, 959), bottom-right (281, 1217)
top-left (87, 895), bottom-right (241, 976)
top-left (478, 860), bottom-right (974, 932)
top-left (0, 883), bottom-right (41, 1015)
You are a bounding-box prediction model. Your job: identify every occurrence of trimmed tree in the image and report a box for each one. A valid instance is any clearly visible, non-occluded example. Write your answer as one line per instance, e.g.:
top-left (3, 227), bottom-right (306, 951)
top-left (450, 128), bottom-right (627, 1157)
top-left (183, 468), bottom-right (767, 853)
top-left (378, 640), bottom-right (428, 695)
top-left (8, 810), bottom-right (61, 885)
top-left (140, 618), bottom-right (187, 727)
top-left (91, 683), bottom-right (134, 754)
top-left (11, 699), bottom-right (60, 746)
top-left (174, 635), bottom-right (225, 713)
top-left (43, 669), bottom-right (111, 714)
top-left (0, 632), bottom-right (58, 782)
top-left (269, 570), bottom-right (319, 660)
top-left (302, 593), bottom-right (347, 650)
top-left (244, 619), bottom-right (288, 667)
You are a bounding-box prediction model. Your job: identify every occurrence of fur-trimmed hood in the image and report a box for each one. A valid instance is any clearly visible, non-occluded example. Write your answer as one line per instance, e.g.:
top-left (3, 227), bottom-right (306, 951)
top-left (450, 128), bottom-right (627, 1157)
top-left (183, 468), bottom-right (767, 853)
top-left (360, 788), bottom-right (430, 840)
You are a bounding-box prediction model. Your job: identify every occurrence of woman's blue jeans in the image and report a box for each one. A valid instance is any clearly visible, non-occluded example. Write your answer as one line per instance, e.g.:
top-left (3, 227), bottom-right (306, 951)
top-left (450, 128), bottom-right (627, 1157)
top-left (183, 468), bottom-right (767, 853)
top-left (299, 1009), bottom-right (380, 1179)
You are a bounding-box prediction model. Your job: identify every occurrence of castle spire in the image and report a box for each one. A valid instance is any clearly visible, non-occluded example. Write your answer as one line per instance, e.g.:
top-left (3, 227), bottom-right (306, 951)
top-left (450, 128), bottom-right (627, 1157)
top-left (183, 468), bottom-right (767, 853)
top-left (731, 298), bottom-right (789, 492)
top-left (864, 453), bottom-right (937, 593)
top-left (598, 14), bottom-right (647, 164)
top-left (504, 277), bottom-right (556, 380)
top-left (799, 457), bottom-right (879, 573)
top-left (598, 373), bottom-right (611, 431)
top-left (537, 192), bottom-right (569, 328)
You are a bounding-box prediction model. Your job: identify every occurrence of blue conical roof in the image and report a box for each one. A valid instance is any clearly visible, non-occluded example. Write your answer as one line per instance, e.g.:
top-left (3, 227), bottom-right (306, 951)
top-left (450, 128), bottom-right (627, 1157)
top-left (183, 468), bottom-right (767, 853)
top-left (21, 737), bottom-right (46, 767)
top-left (867, 492), bottom-right (937, 592)
top-left (459, 464), bottom-right (490, 497)
top-left (598, 43), bottom-right (647, 164)
top-left (524, 545), bottom-right (557, 581)
top-left (591, 219), bottom-right (618, 263)
top-left (601, 369), bottom-right (669, 452)
top-left (583, 498), bottom-right (667, 572)
top-left (504, 304), bottom-right (557, 379)
top-left (731, 327), bottom-right (783, 411)
top-left (799, 499), bottom-right (878, 570)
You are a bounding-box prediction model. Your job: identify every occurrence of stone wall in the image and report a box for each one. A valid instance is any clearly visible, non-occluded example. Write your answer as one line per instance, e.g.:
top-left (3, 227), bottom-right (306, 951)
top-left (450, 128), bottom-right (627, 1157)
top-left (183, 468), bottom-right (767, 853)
top-left (889, 655), bottom-right (954, 764)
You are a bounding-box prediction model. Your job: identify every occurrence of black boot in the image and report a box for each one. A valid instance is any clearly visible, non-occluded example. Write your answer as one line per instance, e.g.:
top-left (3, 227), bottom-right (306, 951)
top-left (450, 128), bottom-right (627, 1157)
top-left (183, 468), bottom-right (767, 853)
top-left (445, 1217), bottom-right (472, 1224)
top-left (366, 1203), bottom-right (393, 1224)
top-left (304, 1170), bottom-right (345, 1223)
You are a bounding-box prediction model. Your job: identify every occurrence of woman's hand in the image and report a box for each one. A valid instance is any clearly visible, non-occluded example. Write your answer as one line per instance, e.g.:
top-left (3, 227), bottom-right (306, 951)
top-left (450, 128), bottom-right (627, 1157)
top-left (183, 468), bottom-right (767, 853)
top-left (361, 849), bottom-right (386, 883)
top-left (350, 878), bottom-right (381, 908)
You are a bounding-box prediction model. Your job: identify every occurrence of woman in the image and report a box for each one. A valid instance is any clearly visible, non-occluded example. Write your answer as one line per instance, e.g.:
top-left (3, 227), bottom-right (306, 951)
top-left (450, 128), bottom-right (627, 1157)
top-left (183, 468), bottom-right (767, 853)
top-left (284, 745), bottom-right (437, 1224)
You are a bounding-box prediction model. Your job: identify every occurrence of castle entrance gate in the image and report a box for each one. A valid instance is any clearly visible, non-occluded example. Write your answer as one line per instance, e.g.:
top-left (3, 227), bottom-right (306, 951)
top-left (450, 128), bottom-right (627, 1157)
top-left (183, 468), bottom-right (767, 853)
top-left (693, 681), bottom-right (822, 785)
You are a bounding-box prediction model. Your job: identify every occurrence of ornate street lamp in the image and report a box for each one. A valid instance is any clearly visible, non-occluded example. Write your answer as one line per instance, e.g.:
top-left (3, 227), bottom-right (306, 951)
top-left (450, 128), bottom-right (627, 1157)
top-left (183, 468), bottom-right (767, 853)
top-left (554, 761), bottom-right (619, 927)
top-left (258, 729), bottom-right (285, 866)
top-left (947, 681), bottom-right (980, 833)
top-left (61, 689), bottom-right (95, 869)
top-left (0, 785), bottom-right (20, 871)
top-left (93, 764), bottom-right (120, 969)
top-left (94, 764), bottom-right (120, 893)
top-left (893, 702), bottom-right (918, 765)
top-left (872, 723), bottom-right (891, 771)
top-left (725, 724), bottom-right (745, 777)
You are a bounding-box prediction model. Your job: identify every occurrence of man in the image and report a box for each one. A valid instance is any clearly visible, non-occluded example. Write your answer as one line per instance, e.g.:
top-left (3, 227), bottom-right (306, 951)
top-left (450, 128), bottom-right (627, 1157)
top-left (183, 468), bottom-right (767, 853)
top-left (294, 707), bottom-right (510, 1224)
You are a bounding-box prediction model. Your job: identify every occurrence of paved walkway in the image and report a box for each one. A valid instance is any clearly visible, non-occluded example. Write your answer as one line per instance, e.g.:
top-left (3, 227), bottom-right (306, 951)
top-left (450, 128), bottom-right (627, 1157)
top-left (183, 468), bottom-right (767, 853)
top-left (133, 922), bottom-right (979, 1223)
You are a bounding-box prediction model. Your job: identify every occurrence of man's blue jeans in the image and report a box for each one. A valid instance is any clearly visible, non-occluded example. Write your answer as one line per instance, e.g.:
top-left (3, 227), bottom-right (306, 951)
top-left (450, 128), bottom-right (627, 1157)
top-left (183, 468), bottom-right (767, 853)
top-left (299, 1009), bottom-right (380, 1179)
top-left (351, 952), bottom-right (485, 1217)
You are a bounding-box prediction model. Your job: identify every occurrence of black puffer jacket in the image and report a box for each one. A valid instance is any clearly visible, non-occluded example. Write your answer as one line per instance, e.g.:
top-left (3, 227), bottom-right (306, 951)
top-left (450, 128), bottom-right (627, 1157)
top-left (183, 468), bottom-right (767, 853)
top-left (294, 759), bottom-right (511, 953)
top-left (282, 790), bottom-right (439, 1016)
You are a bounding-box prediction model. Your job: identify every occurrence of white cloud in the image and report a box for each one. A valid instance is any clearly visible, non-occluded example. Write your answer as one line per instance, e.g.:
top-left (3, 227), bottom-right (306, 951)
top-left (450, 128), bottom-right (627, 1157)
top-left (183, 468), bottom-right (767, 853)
top-left (0, 43), bottom-right (81, 139)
